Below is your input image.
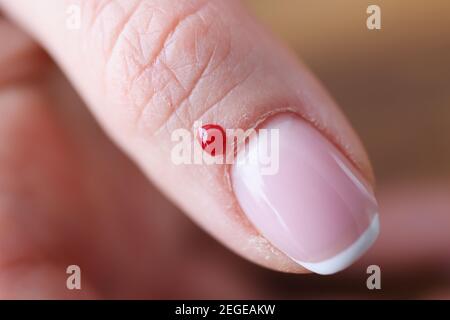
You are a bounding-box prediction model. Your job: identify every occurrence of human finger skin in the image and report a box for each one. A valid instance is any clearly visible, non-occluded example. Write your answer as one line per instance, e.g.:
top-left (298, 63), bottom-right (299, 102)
top-left (0, 0), bottom-right (379, 274)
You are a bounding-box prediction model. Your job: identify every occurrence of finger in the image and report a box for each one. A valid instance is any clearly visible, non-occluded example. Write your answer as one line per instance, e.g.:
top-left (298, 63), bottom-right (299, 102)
top-left (0, 24), bottom-right (166, 298)
top-left (0, 18), bottom-right (48, 85)
top-left (0, 15), bottom-right (254, 298)
top-left (358, 180), bottom-right (450, 272)
top-left (1, 0), bottom-right (379, 275)
top-left (0, 20), bottom-right (97, 298)
top-left (269, 180), bottom-right (450, 299)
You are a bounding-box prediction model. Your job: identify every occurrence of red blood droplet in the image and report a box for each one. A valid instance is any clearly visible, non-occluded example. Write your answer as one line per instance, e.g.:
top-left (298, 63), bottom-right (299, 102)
top-left (197, 124), bottom-right (226, 157)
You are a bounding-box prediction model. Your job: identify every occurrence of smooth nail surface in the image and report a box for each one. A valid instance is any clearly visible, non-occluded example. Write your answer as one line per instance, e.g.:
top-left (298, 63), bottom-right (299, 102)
top-left (232, 114), bottom-right (379, 275)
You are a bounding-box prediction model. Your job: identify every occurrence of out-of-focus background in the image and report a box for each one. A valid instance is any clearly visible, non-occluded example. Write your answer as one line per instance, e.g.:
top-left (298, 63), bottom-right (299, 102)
top-left (245, 0), bottom-right (450, 182)
top-left (0, 0), bottom-right (449, 299)
top-left (235, 0), bottom-right (450, 298)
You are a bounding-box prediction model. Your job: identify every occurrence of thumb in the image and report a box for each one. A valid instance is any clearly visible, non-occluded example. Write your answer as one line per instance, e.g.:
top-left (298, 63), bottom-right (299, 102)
top-left (1, 0), bottom-right (379, 275)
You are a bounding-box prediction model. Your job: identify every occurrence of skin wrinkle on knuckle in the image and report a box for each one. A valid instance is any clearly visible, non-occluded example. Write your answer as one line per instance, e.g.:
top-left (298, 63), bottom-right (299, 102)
top-left (145, 13), bottom-right (254, 137)
top-left (76, 1), bottom-right (371, 186)
top-left (92, 0), bottom-right (246, 137)
top-left (131, 1), bottom-right (232, 136)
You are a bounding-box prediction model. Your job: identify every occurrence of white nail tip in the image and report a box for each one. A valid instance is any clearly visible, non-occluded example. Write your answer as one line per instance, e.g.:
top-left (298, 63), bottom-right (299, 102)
top-left (292, 214), bottom-right (380, 275)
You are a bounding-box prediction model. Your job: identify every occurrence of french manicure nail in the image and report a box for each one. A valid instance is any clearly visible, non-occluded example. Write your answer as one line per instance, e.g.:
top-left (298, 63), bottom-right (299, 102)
top-left (232, 114), bottom-right (379, 275)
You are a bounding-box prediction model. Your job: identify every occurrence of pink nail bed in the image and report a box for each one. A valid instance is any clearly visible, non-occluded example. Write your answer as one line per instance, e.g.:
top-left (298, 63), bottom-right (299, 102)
top-left (232, 114), bottom-right (379, 275)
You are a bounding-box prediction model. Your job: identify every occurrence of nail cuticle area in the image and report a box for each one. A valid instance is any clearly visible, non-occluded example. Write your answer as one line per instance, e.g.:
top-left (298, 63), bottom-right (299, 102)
top-left (231, 113), bottom-right (379, 274)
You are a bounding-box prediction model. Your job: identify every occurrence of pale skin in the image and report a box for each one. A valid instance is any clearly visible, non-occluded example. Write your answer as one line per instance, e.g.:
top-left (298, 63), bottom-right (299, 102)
top-left (0, 1), bottom-right (449, 299)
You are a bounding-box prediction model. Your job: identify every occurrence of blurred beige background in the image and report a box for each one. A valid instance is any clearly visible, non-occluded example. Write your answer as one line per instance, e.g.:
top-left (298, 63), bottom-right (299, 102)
top-left (244, 0), bottom-right (450, 183)
top-left (1, 0), bottom-right (449, 299)
top-left (228, 0), bottom-right (450, 299)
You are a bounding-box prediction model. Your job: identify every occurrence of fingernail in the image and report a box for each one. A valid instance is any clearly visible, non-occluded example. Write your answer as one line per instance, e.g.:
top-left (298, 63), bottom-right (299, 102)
top-left (231, 114), bottom-right (379, 275)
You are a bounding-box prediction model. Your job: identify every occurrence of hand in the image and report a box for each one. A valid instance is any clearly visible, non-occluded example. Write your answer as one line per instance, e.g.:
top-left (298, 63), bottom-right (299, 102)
top-left (0, 1), bottom-right (448, 299)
